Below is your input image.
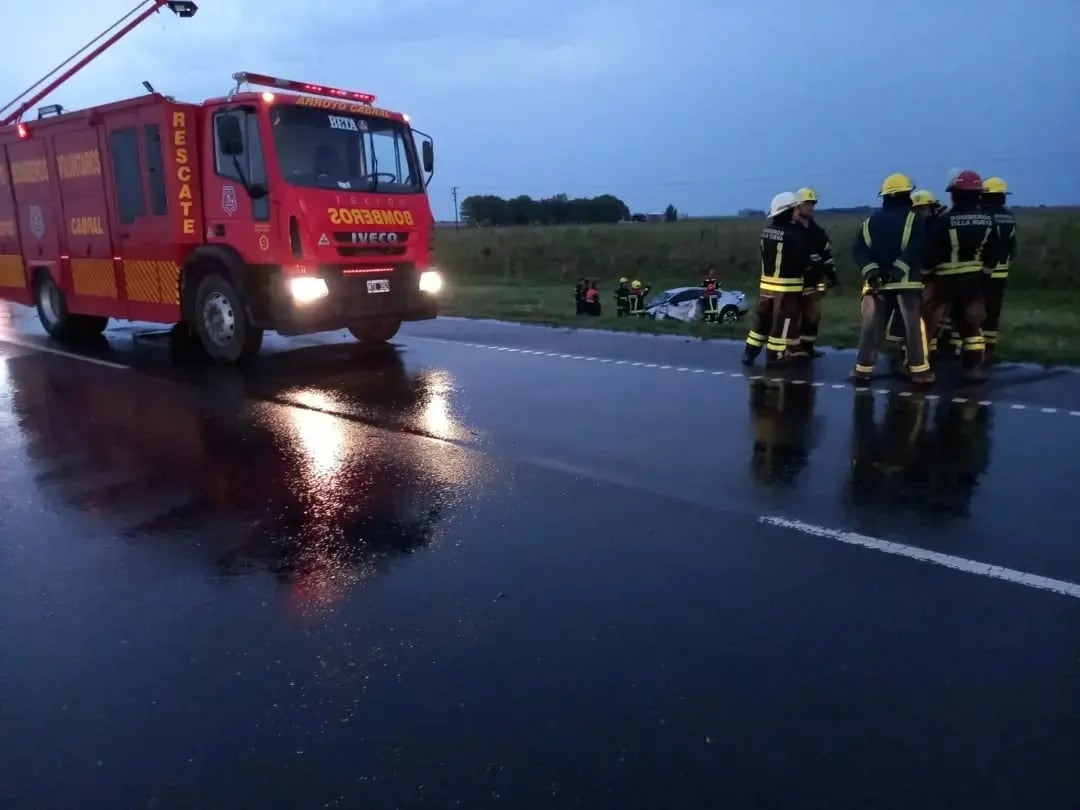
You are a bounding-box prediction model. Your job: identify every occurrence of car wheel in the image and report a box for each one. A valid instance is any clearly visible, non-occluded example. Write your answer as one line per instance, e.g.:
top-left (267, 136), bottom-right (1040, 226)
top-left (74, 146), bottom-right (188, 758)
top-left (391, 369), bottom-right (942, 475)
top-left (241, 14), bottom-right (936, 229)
top-left (720, 305), bottom-right (740, 324)
top-left (193, 273), bottom-right (263, 362)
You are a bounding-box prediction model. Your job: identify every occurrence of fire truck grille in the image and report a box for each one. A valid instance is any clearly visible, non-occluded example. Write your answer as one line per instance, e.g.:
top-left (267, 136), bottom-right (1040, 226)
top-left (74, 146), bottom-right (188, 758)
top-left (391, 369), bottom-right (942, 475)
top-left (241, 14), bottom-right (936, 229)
top-left (333, 231), bottom-right (409, 258)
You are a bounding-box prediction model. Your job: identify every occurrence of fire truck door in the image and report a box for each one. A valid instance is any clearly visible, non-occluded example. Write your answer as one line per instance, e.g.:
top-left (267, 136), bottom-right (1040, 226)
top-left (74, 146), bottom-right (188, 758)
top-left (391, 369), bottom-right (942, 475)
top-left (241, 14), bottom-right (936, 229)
top-left (104, 110), bottom-right (180, 322)
top-left (204, 106), bottom-right (269, 258)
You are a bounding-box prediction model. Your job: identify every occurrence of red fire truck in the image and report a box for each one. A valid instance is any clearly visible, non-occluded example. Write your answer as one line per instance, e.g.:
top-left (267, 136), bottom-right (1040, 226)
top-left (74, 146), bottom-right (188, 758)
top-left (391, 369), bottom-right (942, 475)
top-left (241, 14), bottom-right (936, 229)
top-left (0, 1), bottom-right (442, 362)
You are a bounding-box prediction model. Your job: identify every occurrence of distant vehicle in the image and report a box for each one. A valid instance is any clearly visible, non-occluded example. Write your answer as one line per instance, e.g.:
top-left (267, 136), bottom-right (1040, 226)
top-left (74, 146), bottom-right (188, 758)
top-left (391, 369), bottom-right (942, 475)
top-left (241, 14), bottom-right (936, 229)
top-left (644, 286), bottom-right (748, 323)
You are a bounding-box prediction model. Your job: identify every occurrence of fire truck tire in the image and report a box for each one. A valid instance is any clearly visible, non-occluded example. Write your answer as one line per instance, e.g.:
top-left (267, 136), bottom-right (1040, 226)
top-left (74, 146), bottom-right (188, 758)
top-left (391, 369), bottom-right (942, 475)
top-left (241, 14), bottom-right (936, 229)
top-left (348, 317), bottom-right (402, 344)
top-left (192, 273), bottom-right (264, 362)
top-left (34, 273), bottom-right (108, 340)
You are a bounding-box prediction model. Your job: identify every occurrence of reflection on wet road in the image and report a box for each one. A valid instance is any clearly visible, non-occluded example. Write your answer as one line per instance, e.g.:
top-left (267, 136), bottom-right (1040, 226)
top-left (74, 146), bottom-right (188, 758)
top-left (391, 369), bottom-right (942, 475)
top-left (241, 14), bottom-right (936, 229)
top-left (2, 311), bottom-right (1079, 809)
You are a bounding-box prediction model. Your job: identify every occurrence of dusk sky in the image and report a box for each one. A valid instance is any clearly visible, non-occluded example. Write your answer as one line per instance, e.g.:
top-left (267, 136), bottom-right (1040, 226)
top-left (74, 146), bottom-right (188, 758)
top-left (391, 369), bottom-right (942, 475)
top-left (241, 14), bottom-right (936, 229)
top-left (4, 0), bottom-right (1077, 220)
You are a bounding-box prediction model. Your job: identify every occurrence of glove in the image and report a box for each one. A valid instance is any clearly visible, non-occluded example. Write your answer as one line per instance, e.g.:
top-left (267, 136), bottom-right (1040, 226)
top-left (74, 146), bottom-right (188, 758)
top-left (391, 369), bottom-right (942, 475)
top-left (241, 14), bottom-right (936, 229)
top-left (864, 270), bottom-right (883, 291)
top-left (883, 265), bottom-right (905, 284)
top-left (825, 270), bottom-right (839, 289)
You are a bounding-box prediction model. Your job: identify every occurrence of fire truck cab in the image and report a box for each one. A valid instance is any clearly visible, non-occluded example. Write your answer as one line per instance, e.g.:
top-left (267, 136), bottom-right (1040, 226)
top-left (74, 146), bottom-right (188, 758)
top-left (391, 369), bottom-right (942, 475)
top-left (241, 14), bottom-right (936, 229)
top-left (0, 2), bottom-right (442, 362)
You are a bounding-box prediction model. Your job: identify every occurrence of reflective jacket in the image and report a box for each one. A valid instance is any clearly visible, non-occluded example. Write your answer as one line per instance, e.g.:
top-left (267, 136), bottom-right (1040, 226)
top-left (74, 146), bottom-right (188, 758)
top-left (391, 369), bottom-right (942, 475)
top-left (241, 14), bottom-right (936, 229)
top-left (803, 219), bottom-right (837, 292)
top-left (852, 201), bottom-right (927, 294)
top-left (759, 218), bottom-right (810, 296)
top-left (984, 204), bottom-right (1016, 279)
top-left (926, 201), bottom-right (1000, 276)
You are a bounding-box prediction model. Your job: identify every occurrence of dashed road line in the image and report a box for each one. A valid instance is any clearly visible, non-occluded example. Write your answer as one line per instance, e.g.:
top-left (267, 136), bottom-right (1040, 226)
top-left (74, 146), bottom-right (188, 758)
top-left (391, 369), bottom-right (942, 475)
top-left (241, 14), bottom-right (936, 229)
top-left (761, 516), bottom-right (1080, 601)
top-left (413, 337), bottom-right (1079, 417)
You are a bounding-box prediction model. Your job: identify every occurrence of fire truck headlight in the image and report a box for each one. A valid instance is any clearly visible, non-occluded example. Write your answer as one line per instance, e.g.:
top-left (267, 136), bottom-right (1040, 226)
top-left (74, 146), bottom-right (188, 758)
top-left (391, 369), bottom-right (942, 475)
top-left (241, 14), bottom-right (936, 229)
top-left (419, 269), bottom-right (442, 294)
top-left (289, 276), bottom-right (329, 303)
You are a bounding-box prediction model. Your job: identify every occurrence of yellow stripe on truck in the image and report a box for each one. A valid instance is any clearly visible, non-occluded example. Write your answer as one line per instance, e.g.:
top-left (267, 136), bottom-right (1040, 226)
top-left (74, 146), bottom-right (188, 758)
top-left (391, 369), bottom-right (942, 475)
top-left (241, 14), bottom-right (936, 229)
top-left (123, 260), bottom-right (180, 305)
top-left (0, 254), bottom-right (26, 288)
top-left (71, 258), bottom-right (117, 298)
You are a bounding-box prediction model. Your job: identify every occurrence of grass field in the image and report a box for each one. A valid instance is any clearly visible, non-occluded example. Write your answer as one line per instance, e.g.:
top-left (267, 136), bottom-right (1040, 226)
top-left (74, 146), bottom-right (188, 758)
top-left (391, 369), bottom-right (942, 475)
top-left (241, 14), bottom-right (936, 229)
top-left (432, 209), bottom-right (1080, 365)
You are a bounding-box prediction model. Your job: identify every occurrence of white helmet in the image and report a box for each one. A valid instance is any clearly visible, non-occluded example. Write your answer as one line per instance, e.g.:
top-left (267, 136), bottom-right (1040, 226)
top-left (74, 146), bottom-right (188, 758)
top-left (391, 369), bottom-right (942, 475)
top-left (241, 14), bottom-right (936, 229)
top-left (768, 191), bottom-right (798, 219)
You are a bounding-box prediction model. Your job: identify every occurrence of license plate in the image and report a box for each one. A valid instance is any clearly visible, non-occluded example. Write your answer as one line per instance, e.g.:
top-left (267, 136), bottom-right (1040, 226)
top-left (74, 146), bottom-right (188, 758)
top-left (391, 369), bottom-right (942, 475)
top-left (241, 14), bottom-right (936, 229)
top-left (366, 279), bottom-right (389, 294)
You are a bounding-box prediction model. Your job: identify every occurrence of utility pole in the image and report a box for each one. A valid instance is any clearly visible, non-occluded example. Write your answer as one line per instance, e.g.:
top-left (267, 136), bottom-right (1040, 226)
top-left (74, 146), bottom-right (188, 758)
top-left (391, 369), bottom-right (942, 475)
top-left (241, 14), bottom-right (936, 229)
top-left (451, 186), bottom-right (459, 230)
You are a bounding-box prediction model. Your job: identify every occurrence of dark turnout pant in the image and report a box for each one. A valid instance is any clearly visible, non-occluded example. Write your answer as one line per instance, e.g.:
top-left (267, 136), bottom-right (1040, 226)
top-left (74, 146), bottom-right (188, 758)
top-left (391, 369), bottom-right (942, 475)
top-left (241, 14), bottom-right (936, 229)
top-left (923, 273), bottom-right (987, 369)
top-left (854, 290), bottom-right (929, 376)
top-left (745, 292), bottom-right (803, 362)
top-left (800, 289), bottom-right (823, 352)
top-left (983, 276), bottom-right (1007, 354)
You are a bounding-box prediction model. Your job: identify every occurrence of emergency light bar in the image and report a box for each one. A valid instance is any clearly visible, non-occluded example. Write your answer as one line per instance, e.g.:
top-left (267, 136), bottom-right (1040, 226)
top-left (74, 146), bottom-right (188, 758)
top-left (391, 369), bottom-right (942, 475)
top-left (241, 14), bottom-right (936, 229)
top-left (232, 72), bottom-right (376, 105)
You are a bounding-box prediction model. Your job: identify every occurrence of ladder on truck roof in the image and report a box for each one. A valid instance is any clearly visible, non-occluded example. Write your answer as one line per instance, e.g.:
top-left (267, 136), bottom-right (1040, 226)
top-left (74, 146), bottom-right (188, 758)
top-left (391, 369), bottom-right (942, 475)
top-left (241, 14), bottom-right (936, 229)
top-left (0, 0), bottom-right (197, 126)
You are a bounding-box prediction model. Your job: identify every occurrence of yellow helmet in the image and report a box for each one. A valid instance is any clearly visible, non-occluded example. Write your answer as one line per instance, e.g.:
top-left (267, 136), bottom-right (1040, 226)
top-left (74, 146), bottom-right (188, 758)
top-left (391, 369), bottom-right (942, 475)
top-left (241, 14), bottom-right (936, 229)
top-left (879, 172), bottom-right (914, 196)
top-left (911, 189), bottom-right (938, 207)
top-left (796, 187), bottom-right (817, 204)
top-left (631, 280), bottom-right (642, 289)
top-left (982, 176), bottom-right (1009, 194)
top-left (619, 276), bottom-right (628, 284)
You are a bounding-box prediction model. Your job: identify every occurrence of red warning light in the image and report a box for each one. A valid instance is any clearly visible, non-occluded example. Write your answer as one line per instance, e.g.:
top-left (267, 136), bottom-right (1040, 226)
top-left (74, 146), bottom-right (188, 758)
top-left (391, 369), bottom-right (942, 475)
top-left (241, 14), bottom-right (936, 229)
top-left (233, 72), bottom-right (377, 105)
top-left (16, 122), bottom-right (29, 139)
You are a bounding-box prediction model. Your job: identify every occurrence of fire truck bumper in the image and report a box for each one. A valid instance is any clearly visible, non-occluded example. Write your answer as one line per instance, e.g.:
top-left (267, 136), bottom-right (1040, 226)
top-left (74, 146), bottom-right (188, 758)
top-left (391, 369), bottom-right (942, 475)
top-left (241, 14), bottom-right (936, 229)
top-left (261, 265), bottom-right (440, 336)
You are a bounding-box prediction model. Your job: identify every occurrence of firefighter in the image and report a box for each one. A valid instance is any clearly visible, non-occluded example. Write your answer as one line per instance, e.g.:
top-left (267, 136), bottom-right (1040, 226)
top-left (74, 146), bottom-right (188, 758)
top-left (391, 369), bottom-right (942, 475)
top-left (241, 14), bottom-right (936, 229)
top-left (574, 278), bottom-right (586, 315)
top-left (922, 169), bottom-right (1001, 382)
top-left (850, 173), bottom-right (935, 385)
top-left (884, 188), bottom-right (939, 367)
top-left (980, 176), bottom-right (1017, 363)
top-left (743, 191), bottom-right (811, 367)
top-left (794, 187), bottom-right (838, 357)
top-left (628, 279), bottom-right (650, 315)
top-left (614, 277), bottom-right (631, 317)
top-left (701, 268), bottom-right (720, 322)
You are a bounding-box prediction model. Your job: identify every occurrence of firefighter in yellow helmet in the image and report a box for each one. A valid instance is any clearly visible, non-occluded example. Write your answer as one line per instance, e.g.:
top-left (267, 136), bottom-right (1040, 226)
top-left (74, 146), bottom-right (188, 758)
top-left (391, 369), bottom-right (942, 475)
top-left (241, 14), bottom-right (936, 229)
top-left (980, 176), bottom-right (1016, 363)
top-left (884, 188), bottom-right (944, 368)
top-left (628, 279), bottom-right (650, 315)
top-left (850, 173), bottom-right (934, 385)
top-left (614, 276), bottom-right (631, 317)
top-left (794, 187), bottom-right (838, 357)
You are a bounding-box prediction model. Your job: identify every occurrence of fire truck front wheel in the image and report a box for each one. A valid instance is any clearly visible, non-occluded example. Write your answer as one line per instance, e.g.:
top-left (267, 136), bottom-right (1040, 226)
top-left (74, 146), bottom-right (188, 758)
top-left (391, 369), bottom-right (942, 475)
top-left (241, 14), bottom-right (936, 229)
top-left (348, 317), bottom-right (402, 344)
top-left (192, 273), bottom-right (264, 362)
top-left (34, 272), bottom-right (108, 340)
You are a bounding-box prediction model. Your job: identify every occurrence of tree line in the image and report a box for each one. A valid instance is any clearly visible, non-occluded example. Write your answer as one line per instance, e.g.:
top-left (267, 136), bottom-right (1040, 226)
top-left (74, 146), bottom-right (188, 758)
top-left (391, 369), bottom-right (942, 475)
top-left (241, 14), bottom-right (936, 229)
top-left (460, 193), bottom-right (631, 226)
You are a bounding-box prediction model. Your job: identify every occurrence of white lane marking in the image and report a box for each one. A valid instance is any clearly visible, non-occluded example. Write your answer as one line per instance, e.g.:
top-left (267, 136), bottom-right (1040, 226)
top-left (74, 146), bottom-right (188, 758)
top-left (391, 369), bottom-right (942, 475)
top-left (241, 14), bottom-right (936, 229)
top-left (760, 516), bottom-right (1080, 601)
top-left (412, 337), bottom-right (1079, 416)
top-left (0, 335), bottom-right (129, 370)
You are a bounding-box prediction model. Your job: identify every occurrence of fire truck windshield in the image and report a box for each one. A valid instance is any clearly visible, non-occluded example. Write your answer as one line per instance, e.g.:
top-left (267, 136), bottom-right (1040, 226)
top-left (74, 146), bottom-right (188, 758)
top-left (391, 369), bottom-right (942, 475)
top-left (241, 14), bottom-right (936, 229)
top-left (269, 103), bottom-right (422, 193)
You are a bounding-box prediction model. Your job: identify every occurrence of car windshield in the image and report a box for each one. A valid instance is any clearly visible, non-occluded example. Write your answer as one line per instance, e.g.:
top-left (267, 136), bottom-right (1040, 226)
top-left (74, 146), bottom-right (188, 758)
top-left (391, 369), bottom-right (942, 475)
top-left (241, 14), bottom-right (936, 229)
top-left (269, 103), bottom-right (422, 193)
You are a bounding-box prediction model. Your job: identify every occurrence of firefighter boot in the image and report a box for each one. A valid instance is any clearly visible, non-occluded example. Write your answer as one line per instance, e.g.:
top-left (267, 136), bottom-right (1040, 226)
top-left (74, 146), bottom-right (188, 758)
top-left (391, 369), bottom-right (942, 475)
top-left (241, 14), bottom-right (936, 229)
top-left (907, 367), bottom-right (936, 385)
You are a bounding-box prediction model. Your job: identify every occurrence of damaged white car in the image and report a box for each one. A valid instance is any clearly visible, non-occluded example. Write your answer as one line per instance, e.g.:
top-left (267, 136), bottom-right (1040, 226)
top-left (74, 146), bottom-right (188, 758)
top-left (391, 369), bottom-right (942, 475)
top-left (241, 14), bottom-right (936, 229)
top-left (644, 286), bottom-right (749, 323)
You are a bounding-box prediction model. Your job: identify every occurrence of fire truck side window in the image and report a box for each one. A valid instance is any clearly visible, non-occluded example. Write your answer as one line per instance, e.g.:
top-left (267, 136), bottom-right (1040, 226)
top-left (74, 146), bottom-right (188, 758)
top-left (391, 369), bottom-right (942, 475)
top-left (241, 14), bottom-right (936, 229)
top-left (213, 109), bottom-right (270, 222)
top-left (109, 127), bottom-right (146, 225)
top-left (142, 124), bottom-right (169, 216)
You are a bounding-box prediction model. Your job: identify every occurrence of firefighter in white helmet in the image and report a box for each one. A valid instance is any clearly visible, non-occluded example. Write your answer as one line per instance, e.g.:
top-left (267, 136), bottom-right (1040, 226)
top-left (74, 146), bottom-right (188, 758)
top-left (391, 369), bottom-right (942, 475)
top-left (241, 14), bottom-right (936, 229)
top-left (743, 191), bottom-right (812, 366)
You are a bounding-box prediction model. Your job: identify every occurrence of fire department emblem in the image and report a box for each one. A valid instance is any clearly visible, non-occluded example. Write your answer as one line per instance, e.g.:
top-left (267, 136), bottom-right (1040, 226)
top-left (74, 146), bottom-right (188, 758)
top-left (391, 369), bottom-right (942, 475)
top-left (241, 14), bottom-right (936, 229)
top-left (28, 205), bottom-right (45, 239)
top-left (221, 185), bottom-right (238, 216)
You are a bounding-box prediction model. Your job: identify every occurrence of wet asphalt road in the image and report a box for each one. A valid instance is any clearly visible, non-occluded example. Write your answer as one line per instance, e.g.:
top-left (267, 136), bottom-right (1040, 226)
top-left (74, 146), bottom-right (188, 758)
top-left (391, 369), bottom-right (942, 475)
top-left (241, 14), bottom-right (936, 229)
top-left (1, 305), bottom-right (1079, 809)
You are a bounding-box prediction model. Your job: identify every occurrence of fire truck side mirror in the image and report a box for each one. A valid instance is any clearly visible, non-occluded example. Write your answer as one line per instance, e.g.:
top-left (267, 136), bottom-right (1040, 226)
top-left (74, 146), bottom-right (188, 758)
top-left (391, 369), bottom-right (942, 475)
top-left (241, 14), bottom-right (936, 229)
top-left (215, 114), bottom-right (244, 156)
top-left (422, 140), bottom-right (434, 173)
